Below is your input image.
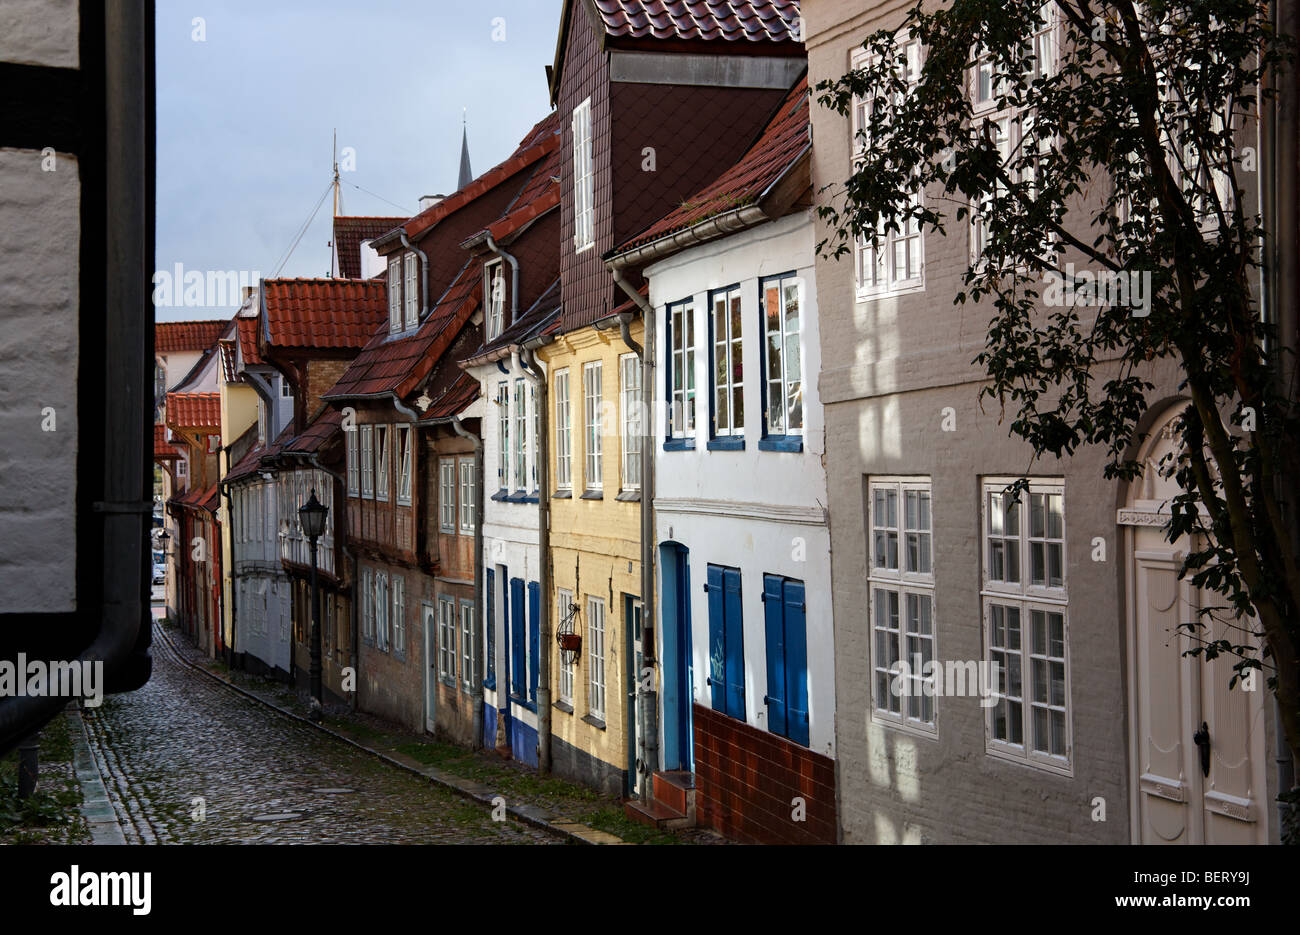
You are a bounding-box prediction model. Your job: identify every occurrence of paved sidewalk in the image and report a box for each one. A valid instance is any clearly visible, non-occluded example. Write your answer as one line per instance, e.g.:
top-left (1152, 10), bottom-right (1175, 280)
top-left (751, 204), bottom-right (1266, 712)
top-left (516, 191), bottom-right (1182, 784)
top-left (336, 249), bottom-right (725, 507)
top-left (158, 625), bottom-right (717, 845)
top-left (67, 706), bottom-right (127, 845)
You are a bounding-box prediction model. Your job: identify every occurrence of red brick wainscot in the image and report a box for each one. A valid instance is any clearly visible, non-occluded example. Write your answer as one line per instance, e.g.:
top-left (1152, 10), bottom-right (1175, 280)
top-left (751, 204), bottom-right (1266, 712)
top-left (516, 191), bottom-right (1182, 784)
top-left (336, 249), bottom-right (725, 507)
top-left (692, 703), bottom-right (836, 844)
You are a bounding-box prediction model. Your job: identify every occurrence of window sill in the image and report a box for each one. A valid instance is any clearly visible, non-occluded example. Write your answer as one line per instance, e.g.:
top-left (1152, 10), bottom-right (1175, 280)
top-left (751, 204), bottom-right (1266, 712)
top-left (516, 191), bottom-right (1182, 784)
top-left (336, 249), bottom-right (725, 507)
top-left (758, 436), bottom-right (803, 453)
top-left (490, 489), bottom-right (510, 502)
top-left (663, 438), bottom-right (695, 452)
top-left (504, 492), bottom-right (539, 504)
top-left (707, 437), bottom-right (745, 451)
top-left (615, 490), bottom-right (641, 502)
top-left (438, 526), bottom-right (456, 535)
top-left (510, 693), bottom-right (538, 713)
top-left (484, 677), bottom-right (497, 691)
top-left (554, 700), bottom-right (574, 714)
top-left (581, 714), bottom-right (606, 731)
top-left (580, 489), bottom-right (603, 500)
top-left (552, 490), bottom-right (572, 499)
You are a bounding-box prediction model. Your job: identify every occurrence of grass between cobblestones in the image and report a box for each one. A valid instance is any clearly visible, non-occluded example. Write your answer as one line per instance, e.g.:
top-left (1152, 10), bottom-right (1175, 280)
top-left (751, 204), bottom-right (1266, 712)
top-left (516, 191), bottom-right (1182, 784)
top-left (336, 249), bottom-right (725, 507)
top-left (0, 708), bottom-right (91, 845)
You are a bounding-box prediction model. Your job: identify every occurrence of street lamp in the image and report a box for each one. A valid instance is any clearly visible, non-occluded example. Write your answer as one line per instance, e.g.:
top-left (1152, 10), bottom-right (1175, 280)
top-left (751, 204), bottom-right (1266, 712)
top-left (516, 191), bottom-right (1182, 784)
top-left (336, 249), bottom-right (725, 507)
top-left (298, 489), bottom-right (329, 722)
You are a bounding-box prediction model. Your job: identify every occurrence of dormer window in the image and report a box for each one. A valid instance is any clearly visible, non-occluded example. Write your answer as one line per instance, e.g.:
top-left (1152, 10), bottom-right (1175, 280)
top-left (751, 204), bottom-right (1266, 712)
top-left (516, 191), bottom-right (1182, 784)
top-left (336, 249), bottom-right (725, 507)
top-left (388, 261), bottom-right (401, 333)
top-left (572, 97), bottom-right (594, 252)
top-left (485, 260), bottom-right (505, 340)
top-left (403, 253), bottom-right (418, 328)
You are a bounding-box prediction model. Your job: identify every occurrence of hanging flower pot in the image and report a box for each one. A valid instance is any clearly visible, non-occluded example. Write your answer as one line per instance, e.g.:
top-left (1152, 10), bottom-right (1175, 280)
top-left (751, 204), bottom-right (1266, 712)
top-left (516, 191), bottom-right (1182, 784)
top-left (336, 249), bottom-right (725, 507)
top-left (558, 632), bottom-right (582, 652)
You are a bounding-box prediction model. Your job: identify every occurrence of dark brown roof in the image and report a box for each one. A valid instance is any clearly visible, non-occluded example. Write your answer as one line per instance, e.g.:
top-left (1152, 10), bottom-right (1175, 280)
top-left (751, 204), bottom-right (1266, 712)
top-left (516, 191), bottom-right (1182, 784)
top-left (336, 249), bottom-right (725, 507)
top-left (262, 278), bottom-right (388, 351)
top-left (155, 319), bottom-right (230, 353)
top-left (420, 372), bottom-right (480, 422)
top-left (616, 75), bottom-right (809, 253)
top-left (283, 406), bottom-right (344, 455)
top-left (593, 0), bottom-right (801, 43)
top-left (334, 216), bottom-right (405, 279)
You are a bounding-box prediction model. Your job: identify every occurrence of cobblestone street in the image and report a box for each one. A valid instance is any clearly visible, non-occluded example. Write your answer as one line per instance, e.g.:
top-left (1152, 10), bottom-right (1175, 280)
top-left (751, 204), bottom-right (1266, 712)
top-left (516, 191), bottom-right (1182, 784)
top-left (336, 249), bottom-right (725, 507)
top-left (81, 617), bottom-right (558, 844)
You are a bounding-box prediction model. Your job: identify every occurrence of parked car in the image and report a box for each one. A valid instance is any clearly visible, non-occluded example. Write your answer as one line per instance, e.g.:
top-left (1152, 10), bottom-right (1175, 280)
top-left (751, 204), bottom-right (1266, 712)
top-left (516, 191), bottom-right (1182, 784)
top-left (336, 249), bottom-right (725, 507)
top-left (152, 557), bottom-right (165, 586)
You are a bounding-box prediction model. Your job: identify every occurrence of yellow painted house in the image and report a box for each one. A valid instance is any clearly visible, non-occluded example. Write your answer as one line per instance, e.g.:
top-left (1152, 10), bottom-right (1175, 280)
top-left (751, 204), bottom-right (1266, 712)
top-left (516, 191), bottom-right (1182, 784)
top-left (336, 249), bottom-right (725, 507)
top-left (538, 313), bottom-right (644, 797)
top-left (216, 334), bottom-right (260, 659)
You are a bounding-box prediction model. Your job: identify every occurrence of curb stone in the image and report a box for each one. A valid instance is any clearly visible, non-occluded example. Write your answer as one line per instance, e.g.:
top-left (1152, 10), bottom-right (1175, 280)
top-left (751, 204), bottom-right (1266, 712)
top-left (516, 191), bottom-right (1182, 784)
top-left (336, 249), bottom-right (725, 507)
top-left (153, 625), bottom-right (628, 845)
top-left (67, 705), bottom-right (127, 845)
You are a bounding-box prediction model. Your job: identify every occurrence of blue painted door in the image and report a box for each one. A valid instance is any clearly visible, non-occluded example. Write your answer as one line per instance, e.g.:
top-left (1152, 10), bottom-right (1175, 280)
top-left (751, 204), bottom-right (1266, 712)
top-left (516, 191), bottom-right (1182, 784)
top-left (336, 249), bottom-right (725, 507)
top-left (527, 581), bottom-right (540, 705)
top-left (485, 569), bottom-right (496, 691)
top-left (510, 577), bottom-right (525, 700)
top-left (763, 574), bottom-right (787, 737)
top-left (659, 544), bottom-right (692, 771)
top-left (706, 564), bottom-right (744, 721)
top-left (763, 575), bottom-right (809, 747)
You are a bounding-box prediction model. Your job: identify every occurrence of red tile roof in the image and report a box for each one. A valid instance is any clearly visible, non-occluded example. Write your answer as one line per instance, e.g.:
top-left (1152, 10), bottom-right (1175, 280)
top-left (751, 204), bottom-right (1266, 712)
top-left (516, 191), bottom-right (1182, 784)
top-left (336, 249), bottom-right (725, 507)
top-left (165, 392), bottom-right (221, 431)
top-left (617, 75), bottom-right (809, 253)
top-left (218, 339), bottom-right (241, 384)
top-left (394, 113), bottom-right (561, 244)
top-left (236, 315), bottom-right (264, 366)
top-left (155, 319), bottom-right (230, 354)
top-left (326, 261), bottom-right (483, 401)
top-left (283, 406), bottom-right (344, 455)
top-left (593, 0), bottom-right (801, 43)
top-left (420, 372), bottom-right (480, 422)
top-left (486, 142), bottom-right (562, 242)
top-left (334, 216), bottom-right (405, 279)
top-left (261, 278), bottom-right (388, 351)
top-left (154, 424), bottom-right (182, 461)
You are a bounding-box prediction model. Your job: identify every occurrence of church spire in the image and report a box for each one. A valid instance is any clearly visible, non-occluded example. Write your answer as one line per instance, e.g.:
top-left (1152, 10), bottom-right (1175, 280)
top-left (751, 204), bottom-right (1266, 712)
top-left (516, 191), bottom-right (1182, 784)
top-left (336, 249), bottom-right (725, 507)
top-left (458, 111), bottom-right (473, 191)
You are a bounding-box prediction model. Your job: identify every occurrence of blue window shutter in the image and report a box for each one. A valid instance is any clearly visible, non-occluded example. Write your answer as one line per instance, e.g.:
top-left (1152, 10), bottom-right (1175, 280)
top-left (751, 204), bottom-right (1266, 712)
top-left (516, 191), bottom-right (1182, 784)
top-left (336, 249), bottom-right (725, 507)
top-left (763, 574), bottom-right (787, 738)
top-left (527, 581), bottom-right (540, 703)
top-left (783, 579), bottom-right (810, 746)
top-left (485, 569), bottom-right (496, 688)
top-left (706, 564), bottom-right (725, 712)
top-left (723, 567), bottom-right (745, 720)
top-left (510, 578), bottom-right (525, 698)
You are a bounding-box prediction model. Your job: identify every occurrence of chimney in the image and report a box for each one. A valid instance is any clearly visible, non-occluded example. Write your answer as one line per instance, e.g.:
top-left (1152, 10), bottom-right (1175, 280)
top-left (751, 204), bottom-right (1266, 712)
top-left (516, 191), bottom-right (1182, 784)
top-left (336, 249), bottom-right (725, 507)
top-left (419, 193), bottom-right (446, 212)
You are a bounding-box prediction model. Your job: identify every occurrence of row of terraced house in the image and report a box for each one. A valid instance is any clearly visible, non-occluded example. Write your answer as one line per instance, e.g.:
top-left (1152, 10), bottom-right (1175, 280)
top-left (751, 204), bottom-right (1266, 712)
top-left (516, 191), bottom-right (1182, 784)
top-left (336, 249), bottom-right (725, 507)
top-left (154, 0), bottom-right (1289, 844)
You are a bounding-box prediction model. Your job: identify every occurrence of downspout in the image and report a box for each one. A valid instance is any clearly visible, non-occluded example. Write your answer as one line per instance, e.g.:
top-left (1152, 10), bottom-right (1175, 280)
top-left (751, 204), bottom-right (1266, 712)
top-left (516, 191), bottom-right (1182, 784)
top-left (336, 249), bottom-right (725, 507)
top-left (398, 231), bottom-right (429, 319)
top-left (611, 267), bottom-right (656, 801)
top-left (519, 346), bottom-right (550, 772)
top-left (450, 413), bottom-right (486, 751)
top-left (485, 233), bottom-right (520, 324)
top-left (218, 472), bottom-right (239, 666)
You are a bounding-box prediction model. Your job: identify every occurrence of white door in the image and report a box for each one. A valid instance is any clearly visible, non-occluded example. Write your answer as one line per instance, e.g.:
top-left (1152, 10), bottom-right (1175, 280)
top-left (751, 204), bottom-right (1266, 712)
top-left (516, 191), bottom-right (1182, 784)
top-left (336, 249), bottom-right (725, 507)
top-left (423, 602), bottom-right (437, 733)
top-left (1124, 410), bottom-right (1270, 844)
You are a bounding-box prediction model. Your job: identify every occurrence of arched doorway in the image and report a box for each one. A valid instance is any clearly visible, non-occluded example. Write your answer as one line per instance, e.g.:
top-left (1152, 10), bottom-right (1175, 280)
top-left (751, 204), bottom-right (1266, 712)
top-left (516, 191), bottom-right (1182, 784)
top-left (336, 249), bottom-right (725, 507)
top-left (1121, 403), bottom-right (1270, 843)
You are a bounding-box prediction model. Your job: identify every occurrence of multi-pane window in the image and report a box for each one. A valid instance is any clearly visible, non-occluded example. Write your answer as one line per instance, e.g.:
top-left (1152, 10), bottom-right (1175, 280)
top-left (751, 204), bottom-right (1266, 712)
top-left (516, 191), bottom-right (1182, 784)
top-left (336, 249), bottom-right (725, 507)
top-left (485, 261), bottom-right (505, 339)
top-left (586, 596), bottom-right (606, 720)
top-left (374, 571), bottom-right (389, 652)
top-left (852, 36), bottom-right (924, 295)
top-left (460, 601), bottom-right (475, 691)
top-left (497, 382), bottom-right (510, 489)
top-left (869, 479), bottom-right (936, 733)
top-left (710, 287), bottom-right (743, 437)
top-left (458, 457), bottom-right (475, 533)
top-left (360, 425), bottom-right (374, 498)
top-left (439, 460), bottom-right (456, 533)
top-left (388, 261), bottom-right (401, 332)
top-left (583, 361), bottom-right (602, 490)
top-left (396, 425), bottom-right (412, 505)
top-left (982, 478), bottom-right (1070, 771)
top-left (391, 575), bottom-right (405, 655)
top-left (554, 369), bottom-right (572, 491)
top-left (513, 378), bottom-right (527, 491)
top-left (760, 273), bottom-right (802, 437)
top-left (557, 589), bottom-right (575, 705)
top-left (619, 353), bottom-right (641, 490)
top-left (346, 430), bottom-right (359, 496)
top-left (374, 425), bottom-right (389, 501)
top-left (572, 97), bottom-right (594, 251)
top-left (403, 252), bottom-right (418, 329)
top-left (438, 596), bottom-right (456, 682)
top-left (667, 300), bottom-right (695, 440)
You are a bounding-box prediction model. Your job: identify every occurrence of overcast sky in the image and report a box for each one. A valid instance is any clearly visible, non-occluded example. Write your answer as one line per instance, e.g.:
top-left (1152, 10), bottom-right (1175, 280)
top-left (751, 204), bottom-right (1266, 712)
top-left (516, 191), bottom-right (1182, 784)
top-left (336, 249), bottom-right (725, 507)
top-left (155, 0), bottom-right (562, 322)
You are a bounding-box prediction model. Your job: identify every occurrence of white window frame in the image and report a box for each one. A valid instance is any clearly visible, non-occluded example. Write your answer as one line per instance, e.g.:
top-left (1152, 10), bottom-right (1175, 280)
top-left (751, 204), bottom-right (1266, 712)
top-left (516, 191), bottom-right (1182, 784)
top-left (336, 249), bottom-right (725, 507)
top-left (667, 300), bottom-right (695, 439)
top-left (391, 575), bottom-right (406, 655)
top-left (439, 459), bottom-right (457, 534)
top-left (485, 260), bottom-right (505, 340)
top-left (460, 600), bottom-right (475, 692)
top-left (458, 457), bottom-right (475, 533)
top-left (557, 589), bottom-right (575, 706)
top-left (374, 571), bottom-right (389, 652)
top-left (554, 369), bottom-right (572, 491)
top-left (360, 425), bottom-right (374, 498)
top-left (396, 425), bottom-right (412, 505)
top-left (619, 353), bottom-right (641, 490)
top-left (583, 361), bottom-right (603, 491)
top-left (586, 595), bottom-right (606, 721)
top-left (868, 478), bottom-right (936, 736)
top-left (403, 252), bottom-right (418, 329)
top-left (572, 97), bottom-right (594, 252)
top-left (980, 476), bottom-right (1071, 774)
top-left (760, 274), bottom-right (803, 437)
top-left (388, 261), bottom-right (401, 333)
top-left (513, 378), bottom-right (527, 492)
top-left (438, 596), bottom-right (456, 683)
top-left (346, 429), bottom-right (359, 496)
top-left (497, 381), bottom-right (510, 490)
top-left (851, 35), bottom-right (925, 297)
top-left (374, 424), bottom-right (390, 502)
top-left (710, 287), bottom-right (743, 436)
